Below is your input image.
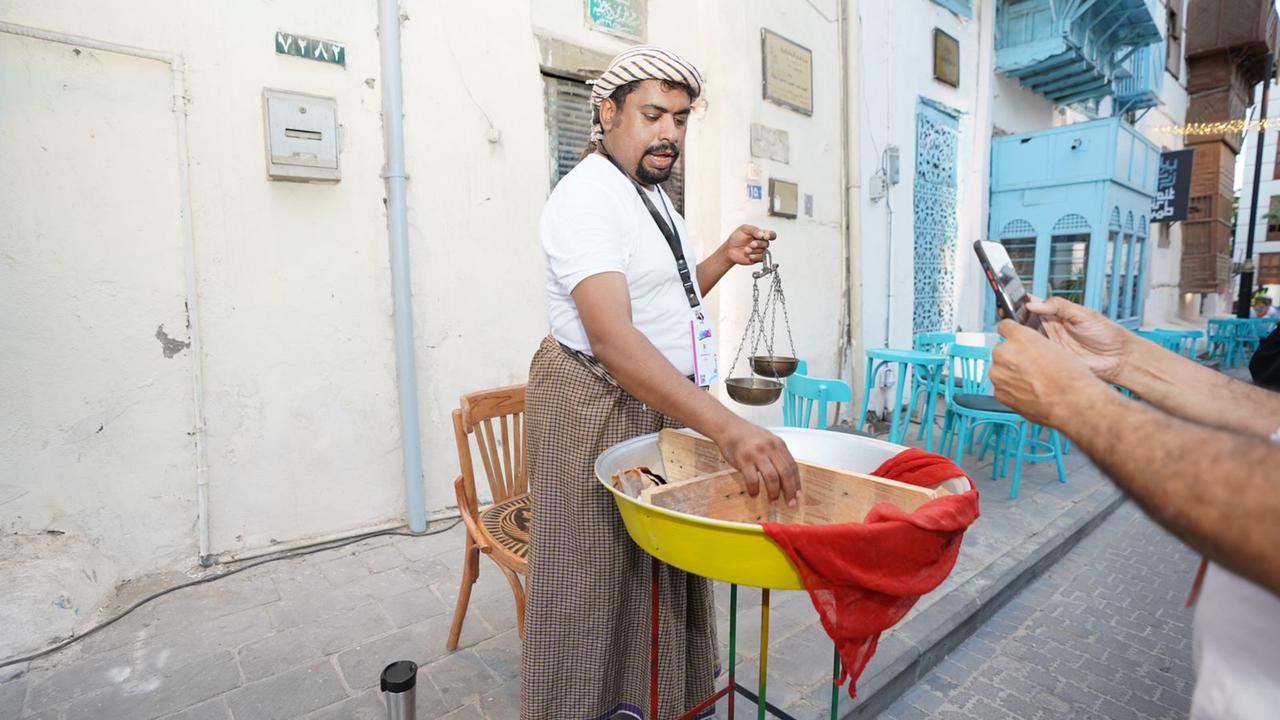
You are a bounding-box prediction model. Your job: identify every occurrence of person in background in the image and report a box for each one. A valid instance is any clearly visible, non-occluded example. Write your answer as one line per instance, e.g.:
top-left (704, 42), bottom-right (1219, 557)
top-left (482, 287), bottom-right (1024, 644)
top-left (1252, 295), bottom-right (1279, 320)
top-left (989, 297), bottom-right (1280, 720)
top-left (521, 45), bottom-right (800, 720)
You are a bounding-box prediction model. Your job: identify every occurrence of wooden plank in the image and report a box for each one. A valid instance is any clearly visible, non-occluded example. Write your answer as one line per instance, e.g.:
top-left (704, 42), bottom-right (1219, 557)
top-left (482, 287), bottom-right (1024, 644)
top-left (659, 429), bottom-right (730, 482)
top-left (651, 429), bottom-right (944, 525)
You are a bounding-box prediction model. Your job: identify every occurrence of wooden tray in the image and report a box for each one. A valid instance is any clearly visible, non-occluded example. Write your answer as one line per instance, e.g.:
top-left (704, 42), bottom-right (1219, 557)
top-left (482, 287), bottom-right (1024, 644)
top-left (641, 429), bottom-right (945, 525)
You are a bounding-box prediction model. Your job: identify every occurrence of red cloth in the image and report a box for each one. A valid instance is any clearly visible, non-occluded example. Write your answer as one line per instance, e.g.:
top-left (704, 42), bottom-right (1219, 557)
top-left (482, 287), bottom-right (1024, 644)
top-left (761, 449), bottom-right (980, 698)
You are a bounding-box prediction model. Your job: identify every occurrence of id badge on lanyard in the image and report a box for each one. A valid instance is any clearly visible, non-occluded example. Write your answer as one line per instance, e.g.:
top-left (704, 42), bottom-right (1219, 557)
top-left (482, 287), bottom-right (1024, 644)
top-left (690, 310), bottom-right (719, 388)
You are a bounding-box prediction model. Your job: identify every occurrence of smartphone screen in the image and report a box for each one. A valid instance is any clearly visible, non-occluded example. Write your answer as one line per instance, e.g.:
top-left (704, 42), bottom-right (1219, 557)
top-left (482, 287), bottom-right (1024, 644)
top-left (974, 240), bottom-right (1038, 328)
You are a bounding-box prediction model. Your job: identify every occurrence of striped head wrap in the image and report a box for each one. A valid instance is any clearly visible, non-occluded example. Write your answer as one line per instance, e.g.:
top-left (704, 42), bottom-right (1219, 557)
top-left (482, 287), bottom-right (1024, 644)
top-left (589, 45), bottom-right (704, 142)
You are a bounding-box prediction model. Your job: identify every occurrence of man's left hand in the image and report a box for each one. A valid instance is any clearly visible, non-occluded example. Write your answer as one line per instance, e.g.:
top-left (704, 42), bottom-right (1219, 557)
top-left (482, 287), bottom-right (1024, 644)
top-left (990, 319), bottom-right (1107, 427)
top-left (723, 225), bottom-right (776, 266)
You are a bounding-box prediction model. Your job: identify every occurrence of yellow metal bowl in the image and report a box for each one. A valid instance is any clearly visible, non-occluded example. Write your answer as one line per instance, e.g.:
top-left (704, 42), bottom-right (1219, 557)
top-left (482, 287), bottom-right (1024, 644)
top-left (595, 428), bottom-right (911, 590)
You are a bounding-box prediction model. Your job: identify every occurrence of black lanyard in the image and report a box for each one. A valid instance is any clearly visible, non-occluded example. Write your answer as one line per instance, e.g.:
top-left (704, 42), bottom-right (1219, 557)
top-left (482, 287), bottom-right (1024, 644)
top-left (601, 152), bottom-right (701, 311)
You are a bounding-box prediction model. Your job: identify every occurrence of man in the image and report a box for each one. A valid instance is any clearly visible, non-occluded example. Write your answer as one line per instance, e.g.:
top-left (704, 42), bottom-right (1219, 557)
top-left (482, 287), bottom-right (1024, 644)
top-left (989, 297), bottom-right (1280, 719)
top-left (521, 46), bottom-right (801, 720)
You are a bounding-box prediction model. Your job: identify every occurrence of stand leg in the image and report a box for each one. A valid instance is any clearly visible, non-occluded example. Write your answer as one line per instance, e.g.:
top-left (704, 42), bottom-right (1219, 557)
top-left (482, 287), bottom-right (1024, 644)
top-left (830, 646), bottom-right (841, 719)
top-left (729, 584), bottom-right (737, 718)
top-left (651, 557), bottom-right (660, 719)
top-left (758, 588), bottom-right (771, 720)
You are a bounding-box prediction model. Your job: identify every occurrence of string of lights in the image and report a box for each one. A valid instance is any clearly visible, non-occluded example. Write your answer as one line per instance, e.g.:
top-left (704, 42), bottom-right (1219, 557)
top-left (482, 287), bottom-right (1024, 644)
top-left (1155, 118), bottom-right (1275, 136)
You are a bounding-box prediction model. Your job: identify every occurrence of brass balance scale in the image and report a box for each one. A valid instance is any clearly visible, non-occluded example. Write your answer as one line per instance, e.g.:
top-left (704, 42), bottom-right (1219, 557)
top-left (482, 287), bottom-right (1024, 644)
top-left (724, 249), bottom-right (799, 405)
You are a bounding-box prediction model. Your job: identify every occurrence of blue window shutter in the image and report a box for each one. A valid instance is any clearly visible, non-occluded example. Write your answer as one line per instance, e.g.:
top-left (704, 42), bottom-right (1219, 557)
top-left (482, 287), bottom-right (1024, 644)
top-left (931, 0), bottom-right (972, 19)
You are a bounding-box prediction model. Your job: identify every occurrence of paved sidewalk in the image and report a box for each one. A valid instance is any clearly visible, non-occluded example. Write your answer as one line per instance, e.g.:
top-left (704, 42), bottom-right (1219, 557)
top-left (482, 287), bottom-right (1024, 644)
top-left (882, 502), bottom-right (1199, 720)
top-left (0, 433), bottom-right (1122, 720)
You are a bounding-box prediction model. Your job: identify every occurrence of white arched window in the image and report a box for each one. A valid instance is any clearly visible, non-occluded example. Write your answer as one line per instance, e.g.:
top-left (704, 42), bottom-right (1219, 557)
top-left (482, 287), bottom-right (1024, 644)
top-left (999, 219), bottom-right (1037, 281)
top-left (1103, 208), bottom-right (1122, 317)
top-left (1130, 215), bottom-right (1148, 318)
top-left (1049, 214), bottom-right (1091, 304)
top-left (1120, 212), bottom-right (1138, 318)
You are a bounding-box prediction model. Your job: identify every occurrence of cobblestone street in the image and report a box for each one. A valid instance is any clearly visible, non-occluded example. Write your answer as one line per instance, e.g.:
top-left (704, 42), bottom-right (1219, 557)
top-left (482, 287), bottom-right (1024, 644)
top-left (882, 502), bottom-right (1199, 720)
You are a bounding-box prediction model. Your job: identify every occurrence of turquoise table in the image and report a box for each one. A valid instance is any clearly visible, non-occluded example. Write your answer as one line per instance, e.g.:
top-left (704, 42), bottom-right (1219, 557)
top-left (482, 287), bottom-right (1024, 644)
top-left (857, 348), bottom-right (946, 446)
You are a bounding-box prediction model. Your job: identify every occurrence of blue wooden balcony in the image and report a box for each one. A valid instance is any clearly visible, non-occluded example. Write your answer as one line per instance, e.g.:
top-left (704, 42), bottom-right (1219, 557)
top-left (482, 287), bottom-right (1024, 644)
top-left (988, 117), bottom-right (1159, 328)
top-left (1113, 41), bottom-right (1164, 112)
top-left (996, 0), bottom-right (1163, 106)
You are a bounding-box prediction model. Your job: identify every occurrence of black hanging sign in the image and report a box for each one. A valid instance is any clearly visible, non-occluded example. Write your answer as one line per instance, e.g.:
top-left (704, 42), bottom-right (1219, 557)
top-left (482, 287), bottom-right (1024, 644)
top-left (1151, 148), bottom-right (1195, 222)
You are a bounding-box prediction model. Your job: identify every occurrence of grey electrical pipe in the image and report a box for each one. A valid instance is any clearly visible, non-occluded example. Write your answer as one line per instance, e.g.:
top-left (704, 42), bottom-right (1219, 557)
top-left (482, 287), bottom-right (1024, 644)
top-left (378, 0), bottom-right (428, 533)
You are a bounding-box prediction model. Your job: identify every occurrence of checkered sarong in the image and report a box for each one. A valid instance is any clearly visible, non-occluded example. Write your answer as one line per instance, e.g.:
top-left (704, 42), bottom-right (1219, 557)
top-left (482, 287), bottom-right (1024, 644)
top-left (520, 335), bottom-right (718, 720)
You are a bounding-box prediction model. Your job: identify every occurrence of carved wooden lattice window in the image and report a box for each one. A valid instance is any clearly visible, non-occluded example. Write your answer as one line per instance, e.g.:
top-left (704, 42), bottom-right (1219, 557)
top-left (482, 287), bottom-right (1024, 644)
top-left (1259, 252), bottom-right (1280, 286)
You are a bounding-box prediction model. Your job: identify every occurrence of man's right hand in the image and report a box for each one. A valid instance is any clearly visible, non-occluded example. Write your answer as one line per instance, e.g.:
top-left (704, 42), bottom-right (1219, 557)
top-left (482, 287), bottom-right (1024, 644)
top-left (714, 420), bottom-right (801, 506)
top-left (1026, 296), bottom-right (1132, 384)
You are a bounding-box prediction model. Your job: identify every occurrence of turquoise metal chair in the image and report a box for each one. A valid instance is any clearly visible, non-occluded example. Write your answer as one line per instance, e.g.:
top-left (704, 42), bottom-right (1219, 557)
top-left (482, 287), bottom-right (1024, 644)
top-left (1151, 328), bottom-right (1204, 359)
top-left (783, 361), bottom-right (854, 430)
top-left (1208, 319), bottom-right (1262, 369)
top-left (1206, 319), bottom-right (1232, 367)
top-left (908, 332), bottom-right (956, 450)
top-left (938, 344), bottom-right (1066, 498)
top-left (1136, 329), bottom-right (1182, 354)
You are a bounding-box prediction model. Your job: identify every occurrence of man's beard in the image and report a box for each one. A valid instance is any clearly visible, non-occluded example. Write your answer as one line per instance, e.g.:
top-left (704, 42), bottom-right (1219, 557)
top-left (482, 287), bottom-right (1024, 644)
top-left (635, 142), bottom-right (680, 185)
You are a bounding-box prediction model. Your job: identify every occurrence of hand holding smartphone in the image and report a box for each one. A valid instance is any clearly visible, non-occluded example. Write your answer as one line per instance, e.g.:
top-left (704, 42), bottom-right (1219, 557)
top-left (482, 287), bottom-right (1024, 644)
top-left (973, 240), bottom-right (1041, 331)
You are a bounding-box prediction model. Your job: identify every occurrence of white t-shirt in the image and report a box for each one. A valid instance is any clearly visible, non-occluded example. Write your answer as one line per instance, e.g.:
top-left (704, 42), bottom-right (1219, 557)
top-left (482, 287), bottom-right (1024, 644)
top-left (541, 153), bottom-right (703, 376)
top-left (1190, 563), bottom-right (1280, 719)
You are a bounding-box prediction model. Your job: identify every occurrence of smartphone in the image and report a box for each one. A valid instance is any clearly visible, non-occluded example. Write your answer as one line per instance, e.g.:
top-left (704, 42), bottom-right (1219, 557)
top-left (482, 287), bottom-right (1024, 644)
top-left (973, 240), bottom-right (1039, 329)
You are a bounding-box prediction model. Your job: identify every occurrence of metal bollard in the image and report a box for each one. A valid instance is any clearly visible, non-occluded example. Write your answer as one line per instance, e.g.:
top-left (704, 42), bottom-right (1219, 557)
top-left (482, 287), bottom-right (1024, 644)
top-left (381, 660), bottom-right (418, 720)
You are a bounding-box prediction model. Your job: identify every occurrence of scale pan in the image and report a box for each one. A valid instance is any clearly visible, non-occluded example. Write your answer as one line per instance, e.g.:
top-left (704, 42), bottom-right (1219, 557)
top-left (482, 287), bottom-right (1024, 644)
top-left (725, 377), bottom-right (783, 405)
top-left (749, 355), bottom-right (799, 378)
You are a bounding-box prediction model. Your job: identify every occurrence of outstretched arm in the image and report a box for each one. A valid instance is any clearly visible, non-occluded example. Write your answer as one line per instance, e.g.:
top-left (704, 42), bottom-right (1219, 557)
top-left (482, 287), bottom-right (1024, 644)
top-left (991, 320), bottom-right (1280, 597)
top-left (1026, 297), bottom-right (1280, 439)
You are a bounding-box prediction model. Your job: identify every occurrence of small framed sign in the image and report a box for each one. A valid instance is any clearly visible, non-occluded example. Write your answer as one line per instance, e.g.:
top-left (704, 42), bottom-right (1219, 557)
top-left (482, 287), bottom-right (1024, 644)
top-left (768, 178), bottom-right (799, 219)
top-left (762, 29), bottom-right (814, 116)
top-left (933, 29), bottom-right (960, 88)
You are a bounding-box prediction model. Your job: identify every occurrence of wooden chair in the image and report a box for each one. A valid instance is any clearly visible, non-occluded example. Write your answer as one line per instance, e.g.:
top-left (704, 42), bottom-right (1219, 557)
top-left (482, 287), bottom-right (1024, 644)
top-left (447, 384), bottom-right (530, 651)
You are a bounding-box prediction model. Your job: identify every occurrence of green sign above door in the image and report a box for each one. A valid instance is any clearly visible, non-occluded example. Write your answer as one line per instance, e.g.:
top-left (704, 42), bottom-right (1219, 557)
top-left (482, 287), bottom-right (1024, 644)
top-left (275, 32), bottom-right (345, 67)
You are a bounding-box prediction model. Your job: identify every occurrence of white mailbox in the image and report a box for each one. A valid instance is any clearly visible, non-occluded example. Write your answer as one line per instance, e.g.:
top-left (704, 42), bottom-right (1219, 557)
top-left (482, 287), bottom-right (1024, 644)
top-left (262, 89), bottom-right (340, 182)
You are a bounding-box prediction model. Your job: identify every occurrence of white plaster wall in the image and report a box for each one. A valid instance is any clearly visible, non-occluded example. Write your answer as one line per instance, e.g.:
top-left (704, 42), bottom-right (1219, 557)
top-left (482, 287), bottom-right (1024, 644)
top-left (991, 74), bottom-right (1056, 135)
top-left (0, 29), bottom-right (197, 573)
top-left (856, 0), bottom-right (995, 386)
top-left (0, 0), bottom-right (856, 588)
top-left (0, 0), bottom-right (550, 576)
top-left (703, 0), bottom-right (846, 427)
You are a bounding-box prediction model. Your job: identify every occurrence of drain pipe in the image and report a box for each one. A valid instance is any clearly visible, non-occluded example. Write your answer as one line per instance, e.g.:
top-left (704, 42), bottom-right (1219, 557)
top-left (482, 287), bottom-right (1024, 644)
top-left (378, 0), bottom-right (428, 533)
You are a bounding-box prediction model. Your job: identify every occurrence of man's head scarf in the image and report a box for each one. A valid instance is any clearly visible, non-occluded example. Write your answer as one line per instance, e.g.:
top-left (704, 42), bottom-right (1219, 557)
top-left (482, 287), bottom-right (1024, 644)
top-left (589, 45), bottom-right (704, 142)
